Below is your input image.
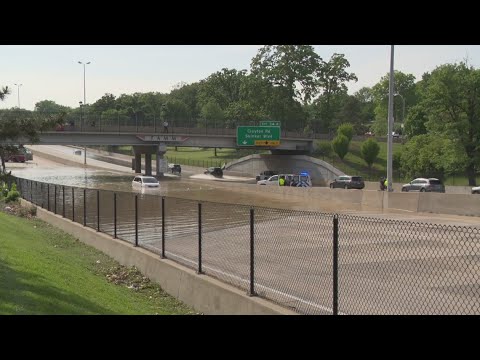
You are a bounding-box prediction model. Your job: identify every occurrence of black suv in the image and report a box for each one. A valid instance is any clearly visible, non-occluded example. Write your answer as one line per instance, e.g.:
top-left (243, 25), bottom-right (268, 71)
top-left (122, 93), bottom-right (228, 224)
top-left (169, 164), bottom-right (182, 175)
top-left (329, 175), bottom-right (365, 189)
top-left (256, 170), bottom-right (279, 181)
top-left (204, 167), bottom-right (223, 178)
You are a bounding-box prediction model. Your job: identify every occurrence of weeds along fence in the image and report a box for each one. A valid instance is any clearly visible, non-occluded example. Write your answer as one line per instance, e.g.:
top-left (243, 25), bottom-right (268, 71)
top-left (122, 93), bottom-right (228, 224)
top-left (12, 176), bottom-right (480, 315)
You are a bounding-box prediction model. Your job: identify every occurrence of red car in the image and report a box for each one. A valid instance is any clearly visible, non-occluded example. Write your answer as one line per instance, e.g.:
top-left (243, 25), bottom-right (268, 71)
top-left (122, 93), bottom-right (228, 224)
top-left (6, 153), bottom-right (26, 162)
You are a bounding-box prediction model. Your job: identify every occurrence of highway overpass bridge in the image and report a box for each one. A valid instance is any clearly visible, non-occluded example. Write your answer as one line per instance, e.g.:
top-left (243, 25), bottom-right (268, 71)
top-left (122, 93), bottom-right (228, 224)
top-left (5, 128), bottom-right (314, 176)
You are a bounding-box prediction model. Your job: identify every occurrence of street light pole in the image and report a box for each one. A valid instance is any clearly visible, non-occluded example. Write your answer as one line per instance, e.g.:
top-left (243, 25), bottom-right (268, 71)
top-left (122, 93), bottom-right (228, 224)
top-left (78, 61), bottom-right (91, 166)
top-left (387, 45), bottom-right (395, 192)
top-left (14, 83), bottom-right (22, 108)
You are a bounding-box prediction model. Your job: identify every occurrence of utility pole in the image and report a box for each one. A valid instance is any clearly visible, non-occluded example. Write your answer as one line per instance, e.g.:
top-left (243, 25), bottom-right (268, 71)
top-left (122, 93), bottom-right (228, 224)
top-left (387, 45), bottom-right (395, 192)
top-left (78, 61), bottom-right (91, 166)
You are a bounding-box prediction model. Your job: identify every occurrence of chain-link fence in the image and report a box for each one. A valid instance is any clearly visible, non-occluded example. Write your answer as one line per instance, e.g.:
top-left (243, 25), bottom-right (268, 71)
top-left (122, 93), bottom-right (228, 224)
top-left (12, 176), bottom-right (480, 315)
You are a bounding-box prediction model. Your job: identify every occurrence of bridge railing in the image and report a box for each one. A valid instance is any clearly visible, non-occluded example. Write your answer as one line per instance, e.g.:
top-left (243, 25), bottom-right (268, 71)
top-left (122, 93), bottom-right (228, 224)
top-left (10, 175), bottom-right (480, 315)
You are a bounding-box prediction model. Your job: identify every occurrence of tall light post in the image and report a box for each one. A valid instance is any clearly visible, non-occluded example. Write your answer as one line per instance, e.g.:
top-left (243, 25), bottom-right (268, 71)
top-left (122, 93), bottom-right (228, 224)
top-left (78, 61), bottom-right (91, 166)
top-left (387, 45), bottom-right (395, 192)
top-left (14, 83), bottom-right (22, 108)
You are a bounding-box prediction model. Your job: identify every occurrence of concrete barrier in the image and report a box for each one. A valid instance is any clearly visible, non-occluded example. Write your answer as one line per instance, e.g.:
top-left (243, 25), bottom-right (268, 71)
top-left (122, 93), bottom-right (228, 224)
top-left (418, 193), bottom-right (480, 217)
top-left (20, 199), bottom-right (296, 315)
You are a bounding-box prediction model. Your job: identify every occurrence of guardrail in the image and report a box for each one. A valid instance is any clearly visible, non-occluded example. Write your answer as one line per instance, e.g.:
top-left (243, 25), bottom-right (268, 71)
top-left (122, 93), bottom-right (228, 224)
top-left (10, 176), bottom-right (480, 315)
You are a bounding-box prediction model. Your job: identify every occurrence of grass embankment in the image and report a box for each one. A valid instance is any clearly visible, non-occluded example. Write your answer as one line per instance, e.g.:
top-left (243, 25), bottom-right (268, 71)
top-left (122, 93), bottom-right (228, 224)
top-left (0, 210), bottom-right (195, 315)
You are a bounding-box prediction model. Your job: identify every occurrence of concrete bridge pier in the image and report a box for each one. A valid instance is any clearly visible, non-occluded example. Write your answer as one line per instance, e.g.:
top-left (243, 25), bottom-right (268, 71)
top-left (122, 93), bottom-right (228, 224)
top-left (133, 144), bottom-right (166, 177)
top-left (156, 143), bottom-right (167, 177)
top-left (145, 153), bottom-right (152, 176)
top-left (134, 153), bottom-right (142, 174)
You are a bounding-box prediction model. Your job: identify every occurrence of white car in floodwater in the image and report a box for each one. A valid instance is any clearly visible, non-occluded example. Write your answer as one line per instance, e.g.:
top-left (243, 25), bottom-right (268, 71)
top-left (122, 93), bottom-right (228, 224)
top-left (132, 176), bottom-right (160, 188)
top-left (472, 186), bottom-right (480, 194)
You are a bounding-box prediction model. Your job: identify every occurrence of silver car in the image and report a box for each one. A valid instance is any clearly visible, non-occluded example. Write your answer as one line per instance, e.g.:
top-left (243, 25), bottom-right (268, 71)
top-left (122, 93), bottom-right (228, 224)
top-left (401, 178), bottom-right (445, 192)
top-left (472, 186), bottom-right (480, 194)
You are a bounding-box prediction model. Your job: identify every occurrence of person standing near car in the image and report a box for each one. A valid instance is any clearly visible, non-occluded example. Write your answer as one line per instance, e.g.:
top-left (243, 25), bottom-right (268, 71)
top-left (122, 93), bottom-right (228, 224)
top-left (279, 176), bottom-right (285, 186)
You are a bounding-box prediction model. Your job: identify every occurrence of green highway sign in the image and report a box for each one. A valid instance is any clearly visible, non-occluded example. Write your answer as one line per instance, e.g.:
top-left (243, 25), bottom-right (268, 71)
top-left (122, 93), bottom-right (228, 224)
top-left (237, 126), bottom-right (281, 146)
top-left (259, 121), bottom-right (281, 127)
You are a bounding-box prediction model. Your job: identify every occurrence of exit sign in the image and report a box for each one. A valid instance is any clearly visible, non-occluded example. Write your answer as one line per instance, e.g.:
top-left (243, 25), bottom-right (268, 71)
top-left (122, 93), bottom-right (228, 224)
top-left (259, 121), bottom-right (281, 127)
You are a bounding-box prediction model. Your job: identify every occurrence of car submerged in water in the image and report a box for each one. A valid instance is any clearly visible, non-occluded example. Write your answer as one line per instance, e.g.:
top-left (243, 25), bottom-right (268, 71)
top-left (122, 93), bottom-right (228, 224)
top-left (472, 186), bottom-right (480, 194)
top-left (132, 176), bottom-right (160, 188)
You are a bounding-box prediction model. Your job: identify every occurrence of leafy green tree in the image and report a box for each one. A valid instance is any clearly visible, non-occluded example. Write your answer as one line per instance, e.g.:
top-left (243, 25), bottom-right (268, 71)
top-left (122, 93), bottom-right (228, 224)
top-left (198, 68), bottom-right (247, 110)
top-left (403, 104), bottom-right (428, 138)
top-left (337, 123), bottom-right (354, 142)
top-left (419, 62), bottom-right (480, 185)
top-left (0, 86), bottom-right (9, 101)
top-left (34, 100), bottom-right (71, 113)
top-left (371, 71), bottom-right (417, 136)
top-left (398, 134), bottom-right (467, 180)
top-left (336, 95), bottom-right (366, 134)
top-left (315, 53), bottom-right (358, 131)
top-left (200, 100), bottom-right (224, 128)
top-left (170, 82), bottom-right (201, 119)
top-left (361, 138), bottom-right (380, 169)
top-left (331, 134), bottom-right (350, 160)
top-left (251, 45), bottom-right (322, 105)
top-left (0, 108), bottom-right (64, 172)
top-left (91, 93), bottom-right (117, 114)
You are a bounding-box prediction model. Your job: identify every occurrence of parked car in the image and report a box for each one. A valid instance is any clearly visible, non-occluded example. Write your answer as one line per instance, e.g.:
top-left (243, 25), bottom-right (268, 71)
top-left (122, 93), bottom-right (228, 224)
top-left (132, 176), bottom-right (160, 188)
top-left (256, 170), bottom-right (279, 181)
top-left (401, 178), bottom-right (445, 192)
top-left (204, 167), bottom-right (223, 178)
top-left (168, 163), bottom-right (182, 175)
top-left (329, 175), bottom-right (365, 189)
top-left (5, 153), bottom-right (26, 163)
top-left (257, 174), bottom-right (279, 185)
top-left (472, 186), bottom-right (480, 194)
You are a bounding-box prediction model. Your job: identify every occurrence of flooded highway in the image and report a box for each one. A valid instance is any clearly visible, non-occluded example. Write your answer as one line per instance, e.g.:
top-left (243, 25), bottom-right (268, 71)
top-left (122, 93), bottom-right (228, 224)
top-left (7, 146), bottom-right (480, 315)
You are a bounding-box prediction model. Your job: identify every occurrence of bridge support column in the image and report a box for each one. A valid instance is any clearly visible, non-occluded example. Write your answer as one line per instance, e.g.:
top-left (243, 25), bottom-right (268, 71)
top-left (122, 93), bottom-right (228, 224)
top-left (145, 153), bottom-right (152, 176)
top-left (156, 151), bottom-right (166, 177)
top-left (134, 153), bottom-right (141, 174)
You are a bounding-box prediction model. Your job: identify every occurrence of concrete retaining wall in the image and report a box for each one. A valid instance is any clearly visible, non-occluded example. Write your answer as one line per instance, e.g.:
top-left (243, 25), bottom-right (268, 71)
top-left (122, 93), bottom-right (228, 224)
top-left (20, 199), bottom-right (295, 315)
top-left (226, 154), bottom-right (344, 186)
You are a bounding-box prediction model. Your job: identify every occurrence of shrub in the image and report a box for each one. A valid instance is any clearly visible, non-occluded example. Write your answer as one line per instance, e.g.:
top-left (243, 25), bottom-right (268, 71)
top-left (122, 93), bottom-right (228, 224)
top-left (18, 205), bottom-right (37, 218)
top-left (5, 183), bottom-right (20, 203)
top-left (332, 135), bottom-right (350, 160)
top-left (361, 139), bottom-right (380, 168)
top-left (337, 123), bottom-right (354, 142)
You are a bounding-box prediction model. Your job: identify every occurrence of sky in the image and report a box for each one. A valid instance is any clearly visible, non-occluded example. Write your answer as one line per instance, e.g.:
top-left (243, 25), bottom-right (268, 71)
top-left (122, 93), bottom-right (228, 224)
top-left (1, 45), bottom-right (479, 110)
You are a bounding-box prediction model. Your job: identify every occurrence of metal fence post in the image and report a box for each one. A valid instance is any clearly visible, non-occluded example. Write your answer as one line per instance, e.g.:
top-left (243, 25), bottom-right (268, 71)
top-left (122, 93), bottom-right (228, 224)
top-left (333, 214), bottom-right (339, 316)
top-left (113, 192), bottom-right (117, 239)
top-left (30, 180), bottom-right (33, 202)
top-left (249, 207), bottom-right (256, 296)
top-left (134, 194), bottom-right (138, 247)
top-left (161, 197), bottom-right (165, 258)
top-left (62, 186), bottom-right (65, 218)
top-left (198, 202), bottom-right (202, 274)
top-left (72, 187), bottom-right (75, 221)
top-left (47, 184), bottom-right (50, 211)
top-left (83, 188), bottom-right (86, 226)
top-left (54, 185), bottom-right (57, 214)
top-left (97, 190), bottom-right (100, 232)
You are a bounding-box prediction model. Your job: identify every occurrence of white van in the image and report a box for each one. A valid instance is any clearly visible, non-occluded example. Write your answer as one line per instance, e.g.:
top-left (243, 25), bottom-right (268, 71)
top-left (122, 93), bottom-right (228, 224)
top-left (257, 173), bottom-right (312, 187)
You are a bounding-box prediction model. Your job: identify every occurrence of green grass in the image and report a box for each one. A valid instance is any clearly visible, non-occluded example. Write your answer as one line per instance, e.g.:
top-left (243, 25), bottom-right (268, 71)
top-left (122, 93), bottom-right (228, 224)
top-left (0, 211), bottom-right (195, 315)
top-left (314, 140), bottom-right (479, 185)
top-left (313, 140), bottom-right (404, 181)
